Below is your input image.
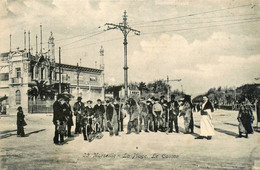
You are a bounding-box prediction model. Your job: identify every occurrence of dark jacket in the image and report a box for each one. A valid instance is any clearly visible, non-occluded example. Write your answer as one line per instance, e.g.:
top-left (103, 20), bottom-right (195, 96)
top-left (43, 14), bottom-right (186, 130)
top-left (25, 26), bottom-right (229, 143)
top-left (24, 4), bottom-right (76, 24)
top-left (93, 104), bottom-right (105, 118)
top-left (53, 100), bottom-right (65, 124)
top-left (17, 111), bottom-right (25, 126)
top-left (63, 102), bottom-right (73, 126)
top-left (106, 104), bottom-right (114, 121)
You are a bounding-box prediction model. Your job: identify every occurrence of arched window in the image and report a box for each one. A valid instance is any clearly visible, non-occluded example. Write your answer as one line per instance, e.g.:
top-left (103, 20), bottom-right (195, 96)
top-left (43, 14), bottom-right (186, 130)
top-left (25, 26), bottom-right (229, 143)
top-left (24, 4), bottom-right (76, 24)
top-left (16, 90), bottom-right (21, 105)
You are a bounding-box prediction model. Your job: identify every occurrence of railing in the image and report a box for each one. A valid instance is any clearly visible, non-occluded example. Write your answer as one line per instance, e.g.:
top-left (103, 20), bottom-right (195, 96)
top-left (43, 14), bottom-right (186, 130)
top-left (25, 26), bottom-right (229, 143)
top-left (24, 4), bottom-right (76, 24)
top-left (11, 77), bottom-right (23, 84)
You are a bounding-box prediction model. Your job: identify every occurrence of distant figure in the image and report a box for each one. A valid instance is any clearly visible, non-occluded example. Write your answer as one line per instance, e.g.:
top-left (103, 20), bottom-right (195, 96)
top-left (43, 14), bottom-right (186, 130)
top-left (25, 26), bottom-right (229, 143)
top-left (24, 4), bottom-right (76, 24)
top-left (256, 99), bottom-right (260, 127)
top-left (73, 97), bottom-right (84, 134)
top-left (237, 97), bottom-right (254, 138)
top-left (196, 96), bottom-right (214, 140)
top-left (53, 94), bottom-right (65, 144)
top-left (180, 95), bottom-right (194, 134)
top-left (17, 106), bottom-right (26, 137)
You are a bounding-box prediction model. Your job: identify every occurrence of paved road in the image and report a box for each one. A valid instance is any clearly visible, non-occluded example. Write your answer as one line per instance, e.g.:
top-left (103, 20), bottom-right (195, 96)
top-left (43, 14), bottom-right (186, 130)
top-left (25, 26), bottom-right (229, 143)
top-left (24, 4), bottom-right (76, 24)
top-left (0, 110), bottom-right (259, 169)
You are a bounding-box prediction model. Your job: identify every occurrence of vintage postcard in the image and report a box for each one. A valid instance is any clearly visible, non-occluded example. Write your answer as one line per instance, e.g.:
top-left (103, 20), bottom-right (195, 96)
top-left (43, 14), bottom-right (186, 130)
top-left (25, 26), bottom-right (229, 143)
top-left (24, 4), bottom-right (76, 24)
top-left (0, 0), bottom-right (260, 169)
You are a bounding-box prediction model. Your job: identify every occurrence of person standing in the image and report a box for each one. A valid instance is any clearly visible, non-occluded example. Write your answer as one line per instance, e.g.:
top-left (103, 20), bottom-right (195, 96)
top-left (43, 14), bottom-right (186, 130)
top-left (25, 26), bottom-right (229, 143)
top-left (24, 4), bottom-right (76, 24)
top-left (237, 97), bottom-right (254, 138)
top-left (106, 99), bottom-right (119, 136)
top-left (196, 96), bottom-right (214, 140)
top-left (139, 98), bottom-right (149, 133)
top-left (63, 97), bottom-right (74, 137)
top-left (17, 106), bottom-right (26, 137)
top-left (168, 95), bottom-right (179, 133)
top-left (147, 99), bottom-right (154, 132)
top-left (179, 95), bottom-right (194, 134)
top-left (73, 97), bottom-right (84, 134)
top-left (53, 94), bottom-right (65, 144)
top-left (152, 98), bottom-right (163, 132)
top-left (93, 99), bottom-right (105, 132)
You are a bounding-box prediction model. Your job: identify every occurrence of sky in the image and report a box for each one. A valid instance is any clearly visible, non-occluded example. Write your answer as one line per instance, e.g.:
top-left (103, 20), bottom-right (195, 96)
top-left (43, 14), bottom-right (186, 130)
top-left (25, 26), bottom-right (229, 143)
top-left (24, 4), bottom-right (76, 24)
top-left (0, 0), bottom-right (260, 97)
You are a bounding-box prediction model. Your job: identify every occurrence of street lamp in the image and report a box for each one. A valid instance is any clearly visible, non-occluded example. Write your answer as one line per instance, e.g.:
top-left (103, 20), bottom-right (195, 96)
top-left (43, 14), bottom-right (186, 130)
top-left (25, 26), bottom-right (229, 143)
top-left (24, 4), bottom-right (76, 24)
top-left (166, 75), bottom-right (182, 102)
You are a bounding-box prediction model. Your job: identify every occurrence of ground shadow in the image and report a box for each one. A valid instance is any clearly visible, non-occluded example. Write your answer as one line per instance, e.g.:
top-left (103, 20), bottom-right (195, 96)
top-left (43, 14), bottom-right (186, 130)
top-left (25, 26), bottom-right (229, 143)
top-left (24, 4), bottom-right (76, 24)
top-left (27, 129), bottom-right (46, 136)
top-left (194, 124), bottom-right (238, 137)
top-left (0, 129), bottom-right (46, 140)
top-left (0, 129), bottom-right (17, 135)
top-left (224, 122), bottom-right (238, 127)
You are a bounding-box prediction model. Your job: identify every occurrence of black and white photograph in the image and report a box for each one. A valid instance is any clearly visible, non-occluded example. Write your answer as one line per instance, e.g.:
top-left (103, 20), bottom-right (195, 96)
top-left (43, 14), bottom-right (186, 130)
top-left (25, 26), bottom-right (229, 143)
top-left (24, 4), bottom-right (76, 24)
top-left (0, 0), bottom-right (260, 169)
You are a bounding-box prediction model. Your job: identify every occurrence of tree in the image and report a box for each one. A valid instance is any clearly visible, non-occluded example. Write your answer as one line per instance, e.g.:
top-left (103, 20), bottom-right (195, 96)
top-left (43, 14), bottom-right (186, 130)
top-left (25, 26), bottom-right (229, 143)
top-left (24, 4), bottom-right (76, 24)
top-left (138, 82), bottom-right (147, 95)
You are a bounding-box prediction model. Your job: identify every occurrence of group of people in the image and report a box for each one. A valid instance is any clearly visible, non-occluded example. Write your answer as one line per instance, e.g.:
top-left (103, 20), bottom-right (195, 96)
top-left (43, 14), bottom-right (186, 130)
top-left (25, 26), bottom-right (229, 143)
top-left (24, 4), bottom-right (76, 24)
top-left (15, 92), bottom-right (256, 144)
top-left (51, 93), bottom-right (221, 145)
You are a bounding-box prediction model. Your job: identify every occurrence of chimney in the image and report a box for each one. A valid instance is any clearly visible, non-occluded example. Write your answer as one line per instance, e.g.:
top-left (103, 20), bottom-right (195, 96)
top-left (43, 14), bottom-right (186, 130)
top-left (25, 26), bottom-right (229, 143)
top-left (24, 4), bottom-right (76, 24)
top-left (36, 35), bottom-right (38, 55)
top-left (28, 31), bottom-right (30, 54)
top-left (40, 24), bottom-right (43, 53)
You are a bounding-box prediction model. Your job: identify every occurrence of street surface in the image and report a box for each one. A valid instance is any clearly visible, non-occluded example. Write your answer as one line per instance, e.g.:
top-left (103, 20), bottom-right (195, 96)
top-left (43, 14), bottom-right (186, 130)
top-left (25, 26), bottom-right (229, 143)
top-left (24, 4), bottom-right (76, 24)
top-left (0, 109), bottom-right (259, 170)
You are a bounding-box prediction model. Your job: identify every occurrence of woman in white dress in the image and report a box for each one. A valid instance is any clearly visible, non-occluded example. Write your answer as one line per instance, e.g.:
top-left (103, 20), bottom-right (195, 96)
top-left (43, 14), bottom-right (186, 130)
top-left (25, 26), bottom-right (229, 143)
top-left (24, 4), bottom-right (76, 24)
top-left (196, 96), bottom-right (215, 140)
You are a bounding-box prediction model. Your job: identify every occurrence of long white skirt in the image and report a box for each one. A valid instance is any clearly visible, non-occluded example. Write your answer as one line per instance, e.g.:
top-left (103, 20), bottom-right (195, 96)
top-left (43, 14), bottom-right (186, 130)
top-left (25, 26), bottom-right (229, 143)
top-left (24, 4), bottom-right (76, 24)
top-left (200, 115), bottom-right (215, 136)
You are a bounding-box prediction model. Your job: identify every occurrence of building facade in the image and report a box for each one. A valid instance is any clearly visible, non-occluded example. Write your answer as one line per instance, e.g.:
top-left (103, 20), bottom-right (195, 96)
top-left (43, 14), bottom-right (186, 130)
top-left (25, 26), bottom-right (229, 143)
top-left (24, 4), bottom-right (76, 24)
top-left (0, 33), bottom-right (104, 114)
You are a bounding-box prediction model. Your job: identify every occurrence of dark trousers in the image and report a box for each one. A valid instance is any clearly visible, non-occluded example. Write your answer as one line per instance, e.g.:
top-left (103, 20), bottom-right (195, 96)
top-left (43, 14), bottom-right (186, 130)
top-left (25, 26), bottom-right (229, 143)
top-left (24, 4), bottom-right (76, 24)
top-left (169, 115), bottom-right (179, 133)
top-left (118, 119), bottom-right (124, 131)
top-left (17, 126), bottom-right (25, 136)
top-left (67, 124), bottom-right (72, 136)
top-left (75, 122), bottom-right (81, 134)
top-left (83, 124), bottom-right (92, 140)
top-left (54, 125), bottom-right (64, 144)
top-left (127, 119), bottom-right (138, 133)
top-left (153, 111), bottom-right (161, 132)
top-left (189, 117), bottom-right (194, 133)
top-left (148, 114), bottom-right (154, 131)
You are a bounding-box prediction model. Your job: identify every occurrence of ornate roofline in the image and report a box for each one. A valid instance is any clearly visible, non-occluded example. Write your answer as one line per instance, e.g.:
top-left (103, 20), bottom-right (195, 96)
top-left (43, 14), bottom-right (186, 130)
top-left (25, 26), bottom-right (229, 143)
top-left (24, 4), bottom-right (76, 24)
top-left (56, 63), bottom-right (103, 74)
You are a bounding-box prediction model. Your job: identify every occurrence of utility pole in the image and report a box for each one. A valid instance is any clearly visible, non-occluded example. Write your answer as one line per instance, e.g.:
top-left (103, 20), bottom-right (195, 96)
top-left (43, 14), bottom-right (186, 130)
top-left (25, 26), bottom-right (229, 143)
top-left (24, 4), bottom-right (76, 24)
top-left (59, 47), bottom-right (61, 94)
top-left (28, 31), bottom-right (30, 54)
top-left (77, 62), bottom-right (80, 97)
top-left (9, 34), bottom-right (12, 52)
top-left (105, 10), bottom-right (140, 99)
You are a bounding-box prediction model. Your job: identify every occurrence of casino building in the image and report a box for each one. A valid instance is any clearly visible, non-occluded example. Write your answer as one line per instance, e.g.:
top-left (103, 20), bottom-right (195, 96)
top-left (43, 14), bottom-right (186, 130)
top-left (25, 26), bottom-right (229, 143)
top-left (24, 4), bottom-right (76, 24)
top-left (0, 32), bottom-right (105, 114)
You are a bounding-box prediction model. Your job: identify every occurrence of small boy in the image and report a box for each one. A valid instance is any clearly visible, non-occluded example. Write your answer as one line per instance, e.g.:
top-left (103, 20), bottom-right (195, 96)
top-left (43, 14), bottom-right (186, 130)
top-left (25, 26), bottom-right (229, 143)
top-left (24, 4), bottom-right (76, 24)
top-left (17, 106), bottom-right (26, 137)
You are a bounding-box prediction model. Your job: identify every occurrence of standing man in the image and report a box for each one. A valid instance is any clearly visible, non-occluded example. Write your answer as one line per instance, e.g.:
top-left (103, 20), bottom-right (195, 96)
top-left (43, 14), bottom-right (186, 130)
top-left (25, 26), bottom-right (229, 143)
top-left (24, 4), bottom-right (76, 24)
top-left (53, 94), bottom-right (65, 144)
top-left (93, 99), bottom-right (105, 132)
top-left (63, 97), bottom-right (74, 137)
top-left (73, 97), bottom-right (84, 134)
top-left (147, 98), bottom-right (154, 132)
top-left (127, 98), bottom-right (140, 134)
top-left (168, 95), bottom-right (179, 133)
top-left (152, 98), bottom-right (163, 132)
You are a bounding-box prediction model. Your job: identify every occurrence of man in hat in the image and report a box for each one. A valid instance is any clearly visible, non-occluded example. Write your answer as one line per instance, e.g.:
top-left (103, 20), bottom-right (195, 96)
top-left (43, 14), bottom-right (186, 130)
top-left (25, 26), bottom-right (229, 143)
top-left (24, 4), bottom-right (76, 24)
top-left (73, 97), bottom-right (84, 134)
top-left (93, 99), bottom-right (105, 132)
top-left (168, 95), bottom-right (180, 133)
top-left (63, 96), bottom-right (74, 137)
top-left (53, 94), bottom-right (66, 144)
